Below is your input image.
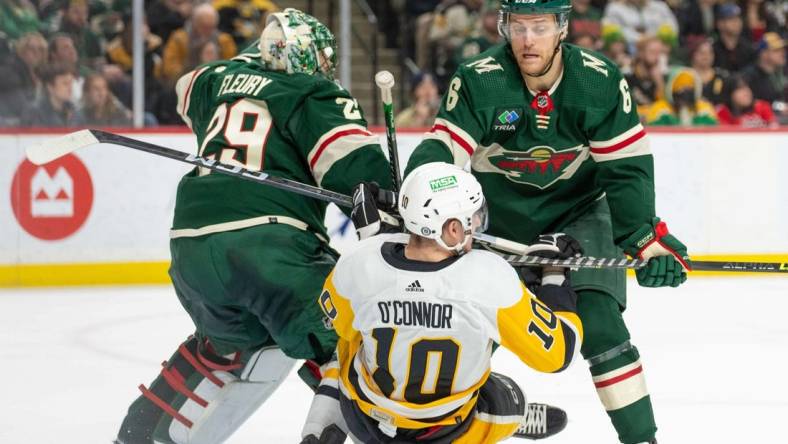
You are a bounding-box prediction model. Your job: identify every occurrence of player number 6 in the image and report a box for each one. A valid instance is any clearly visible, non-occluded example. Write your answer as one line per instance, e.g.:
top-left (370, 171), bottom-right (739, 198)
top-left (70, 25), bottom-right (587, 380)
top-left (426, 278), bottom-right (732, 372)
top-left (446, 77), bottom-right (462, 112)
top-left (619, 78), bottom-right (632, 114)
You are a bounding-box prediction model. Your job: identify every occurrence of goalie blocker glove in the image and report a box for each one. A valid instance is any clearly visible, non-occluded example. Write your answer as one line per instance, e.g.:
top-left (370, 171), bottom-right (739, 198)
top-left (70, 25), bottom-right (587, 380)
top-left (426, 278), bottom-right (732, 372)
top-left (350, 182), bottom-right (399, 240)
top-left (622, 217), bottom-right (692, 288)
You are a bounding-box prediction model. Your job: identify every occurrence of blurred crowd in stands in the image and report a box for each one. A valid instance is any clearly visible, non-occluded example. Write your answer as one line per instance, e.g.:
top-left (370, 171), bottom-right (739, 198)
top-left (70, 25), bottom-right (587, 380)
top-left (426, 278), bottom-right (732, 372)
top-left (393, 0), bottom-right (787, 127)
top-left (0, 0), bottom-right (277, 127)
top-left (0, 0), bottom-right (785, 128)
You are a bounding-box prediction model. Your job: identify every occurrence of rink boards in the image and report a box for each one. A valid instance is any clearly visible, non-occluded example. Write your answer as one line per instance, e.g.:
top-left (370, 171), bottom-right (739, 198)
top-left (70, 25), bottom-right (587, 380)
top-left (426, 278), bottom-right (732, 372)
top-left (1, 127), bottom-right (787, 286)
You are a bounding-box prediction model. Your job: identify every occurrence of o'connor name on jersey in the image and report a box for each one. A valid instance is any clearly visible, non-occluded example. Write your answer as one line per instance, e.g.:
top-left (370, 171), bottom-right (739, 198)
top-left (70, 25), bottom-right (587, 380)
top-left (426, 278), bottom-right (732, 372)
top-left (378, 300), bottom-right (453, 329)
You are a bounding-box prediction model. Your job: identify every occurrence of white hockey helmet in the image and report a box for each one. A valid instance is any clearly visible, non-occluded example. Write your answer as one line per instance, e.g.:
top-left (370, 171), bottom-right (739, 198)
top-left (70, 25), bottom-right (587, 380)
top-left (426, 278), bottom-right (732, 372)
top-left (258, 8), bottom-right (337, 79)
top-left (399, 162), bottom-right (488, 254)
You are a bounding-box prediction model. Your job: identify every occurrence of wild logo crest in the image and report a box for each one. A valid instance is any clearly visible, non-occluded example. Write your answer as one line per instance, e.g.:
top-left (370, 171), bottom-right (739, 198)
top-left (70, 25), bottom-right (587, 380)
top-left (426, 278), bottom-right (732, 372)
top-left (488, 145), bottom-right (586, 189)
top-left (429, 176), bottom-right (458, 192)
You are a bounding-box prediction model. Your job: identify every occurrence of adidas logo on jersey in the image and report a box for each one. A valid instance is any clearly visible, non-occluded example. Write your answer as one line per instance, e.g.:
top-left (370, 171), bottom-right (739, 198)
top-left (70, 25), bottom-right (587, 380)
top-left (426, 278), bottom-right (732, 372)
top-left (405, 280), bottom-right (424, 292)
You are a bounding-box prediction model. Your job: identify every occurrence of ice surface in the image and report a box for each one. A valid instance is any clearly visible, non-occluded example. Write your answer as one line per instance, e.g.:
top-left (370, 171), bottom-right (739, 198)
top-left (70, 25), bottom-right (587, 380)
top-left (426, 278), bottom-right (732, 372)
top-left (1, 277), bottom-right (786, 443)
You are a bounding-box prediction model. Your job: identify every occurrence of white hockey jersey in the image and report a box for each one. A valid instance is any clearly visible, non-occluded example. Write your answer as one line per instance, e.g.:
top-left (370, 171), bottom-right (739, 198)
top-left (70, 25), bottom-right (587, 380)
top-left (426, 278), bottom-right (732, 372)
top-left (318, 234), bottom-right (583, 430)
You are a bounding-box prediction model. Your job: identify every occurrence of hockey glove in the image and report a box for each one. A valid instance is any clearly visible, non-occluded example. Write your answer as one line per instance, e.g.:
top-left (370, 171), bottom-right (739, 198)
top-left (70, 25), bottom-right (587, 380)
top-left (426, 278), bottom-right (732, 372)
top-left (622, 217), bottom-right (692, 288)
top-left (350, 182), bottom-right (399, 240)
top-left (529, 233), bottom-right (584, 260)
top-left (515, 233), bottom-right (583, 290)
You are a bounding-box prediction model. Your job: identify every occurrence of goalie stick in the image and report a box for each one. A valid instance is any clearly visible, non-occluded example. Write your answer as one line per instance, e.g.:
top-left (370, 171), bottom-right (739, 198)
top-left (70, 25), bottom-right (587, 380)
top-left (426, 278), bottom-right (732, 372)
top-left (26, 129), bottom-right (787, 274)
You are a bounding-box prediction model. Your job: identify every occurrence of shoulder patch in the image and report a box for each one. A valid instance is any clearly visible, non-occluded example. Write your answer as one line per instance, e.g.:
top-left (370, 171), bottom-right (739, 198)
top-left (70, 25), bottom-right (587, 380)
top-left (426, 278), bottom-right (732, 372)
top-left (465, 56), bottom-right (504, 74)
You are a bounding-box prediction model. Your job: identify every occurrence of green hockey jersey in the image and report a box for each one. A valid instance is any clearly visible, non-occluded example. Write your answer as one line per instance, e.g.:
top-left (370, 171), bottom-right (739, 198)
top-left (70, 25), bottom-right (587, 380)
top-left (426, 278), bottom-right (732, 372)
top-left (171, 54), bottom-right (393, 239)
top-left (406, 43), bottom-right (655, 244)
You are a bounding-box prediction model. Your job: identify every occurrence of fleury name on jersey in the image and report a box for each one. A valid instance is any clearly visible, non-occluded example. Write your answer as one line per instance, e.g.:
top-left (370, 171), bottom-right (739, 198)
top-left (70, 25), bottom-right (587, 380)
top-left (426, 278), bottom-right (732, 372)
top-left (216, 72), bottom-right (273, 97)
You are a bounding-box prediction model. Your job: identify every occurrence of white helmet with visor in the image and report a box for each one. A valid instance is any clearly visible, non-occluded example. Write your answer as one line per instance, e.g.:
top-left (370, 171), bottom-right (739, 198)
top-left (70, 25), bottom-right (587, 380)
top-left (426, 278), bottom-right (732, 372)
top-left (399, 162), bottom-right (488, 255)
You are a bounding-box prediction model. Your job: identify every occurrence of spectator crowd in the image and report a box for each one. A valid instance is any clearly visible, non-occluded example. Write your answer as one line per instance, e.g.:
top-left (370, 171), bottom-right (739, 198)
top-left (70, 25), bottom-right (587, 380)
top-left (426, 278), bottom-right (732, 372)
top-left (0, 0), bottom-right (785, 128)
top-left (397, 0), bottom-right (786, 127)
top-left (0, 0), bottom-right (277, 127)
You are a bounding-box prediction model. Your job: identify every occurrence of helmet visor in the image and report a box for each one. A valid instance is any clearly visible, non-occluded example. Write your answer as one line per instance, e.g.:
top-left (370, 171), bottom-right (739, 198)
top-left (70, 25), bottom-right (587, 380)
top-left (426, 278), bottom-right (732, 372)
top-left (472, 199), bottom-right (489, 234)
top-left (506, 16), bottom-right (562, 39)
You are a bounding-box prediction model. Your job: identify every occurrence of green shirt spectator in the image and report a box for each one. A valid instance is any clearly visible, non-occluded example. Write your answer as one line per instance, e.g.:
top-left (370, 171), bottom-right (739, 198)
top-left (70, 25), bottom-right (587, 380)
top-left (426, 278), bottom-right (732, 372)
top-left (59, 0), bottom-right (103, 66)
top-left (0, 0), bottom-right (40, 40)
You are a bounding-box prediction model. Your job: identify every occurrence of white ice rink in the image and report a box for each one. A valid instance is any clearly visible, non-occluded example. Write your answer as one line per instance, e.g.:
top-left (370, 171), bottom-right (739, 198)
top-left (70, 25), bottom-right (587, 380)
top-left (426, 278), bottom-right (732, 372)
top-left (2, 277), bottom-right (787, 443)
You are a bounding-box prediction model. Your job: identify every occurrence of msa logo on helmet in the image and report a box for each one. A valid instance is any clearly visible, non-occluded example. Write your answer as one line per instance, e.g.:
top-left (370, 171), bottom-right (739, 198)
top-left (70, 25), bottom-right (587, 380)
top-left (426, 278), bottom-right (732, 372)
top-left (429, 176), bottom-right (458, 192)
top-left (495, 109), bottom-right (521, 131)
top-left (488, 145), bottom-right (585, 189)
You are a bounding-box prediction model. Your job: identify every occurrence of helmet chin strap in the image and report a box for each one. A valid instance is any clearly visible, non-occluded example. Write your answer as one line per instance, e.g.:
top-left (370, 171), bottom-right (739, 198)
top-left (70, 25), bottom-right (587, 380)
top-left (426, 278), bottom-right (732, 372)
top-left (524, 33), bottom-right (563, 79)
top-left (435, 231), bottom-right (473, 256)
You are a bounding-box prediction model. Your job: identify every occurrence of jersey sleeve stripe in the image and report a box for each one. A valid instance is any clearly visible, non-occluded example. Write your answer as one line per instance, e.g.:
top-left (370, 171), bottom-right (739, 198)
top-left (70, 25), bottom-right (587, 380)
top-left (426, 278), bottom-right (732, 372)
top-left (589, 123), bottom-right (651, 162)
top-left (175, 66), bottom-right (209, 129)
top-left (428, 118), bottom-right (477, 157)
top-left (589, 123), bottom-right (645, 149)
top-left (590, 128), bottom-right (647, 155)
top-left (551, 319), bottom-right (580, 373)
top-left (308, 124), bottom-right (379, 186)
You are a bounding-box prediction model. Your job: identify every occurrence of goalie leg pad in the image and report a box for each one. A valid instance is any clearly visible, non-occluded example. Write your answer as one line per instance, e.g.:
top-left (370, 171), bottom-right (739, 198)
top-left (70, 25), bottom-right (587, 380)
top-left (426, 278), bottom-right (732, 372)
top-left (116, 336), bottom-right (295, 444)
top-left (301, 358), bottom-right (350, 441)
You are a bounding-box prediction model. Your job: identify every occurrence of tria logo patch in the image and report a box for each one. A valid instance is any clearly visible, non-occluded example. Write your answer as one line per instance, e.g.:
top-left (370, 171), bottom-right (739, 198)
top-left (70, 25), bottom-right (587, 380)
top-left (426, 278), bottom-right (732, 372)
top-left (498, 110), bottom-right (520, 125)
top-left (494, 108), bottom-right (522, 131)
top-left (406, 280), bottom-right (424, 292)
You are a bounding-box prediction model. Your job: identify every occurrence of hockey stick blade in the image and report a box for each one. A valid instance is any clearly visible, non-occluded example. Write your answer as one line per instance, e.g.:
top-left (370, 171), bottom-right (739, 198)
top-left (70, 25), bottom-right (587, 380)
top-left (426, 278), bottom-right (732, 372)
top-left (26, 129), bottom-right (99, 165)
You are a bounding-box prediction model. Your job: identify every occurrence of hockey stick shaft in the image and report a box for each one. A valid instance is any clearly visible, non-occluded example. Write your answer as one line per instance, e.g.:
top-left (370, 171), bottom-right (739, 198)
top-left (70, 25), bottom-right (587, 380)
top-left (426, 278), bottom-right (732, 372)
top-left (25, 129), bottom-right (354, 207)
top-left (473, 233), bottom-right (650, 270)
top-left (375, 71), bottom-right (402, 192)
top-left (475, 233), bottom-right (788, 273)
top-left (27, 130), bottom-right (786, 273)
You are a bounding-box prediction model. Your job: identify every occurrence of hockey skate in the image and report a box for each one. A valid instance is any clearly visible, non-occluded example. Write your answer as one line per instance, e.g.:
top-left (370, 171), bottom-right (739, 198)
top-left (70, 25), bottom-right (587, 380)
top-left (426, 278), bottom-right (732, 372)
top-left (513, 403), bottom-right (567, 440)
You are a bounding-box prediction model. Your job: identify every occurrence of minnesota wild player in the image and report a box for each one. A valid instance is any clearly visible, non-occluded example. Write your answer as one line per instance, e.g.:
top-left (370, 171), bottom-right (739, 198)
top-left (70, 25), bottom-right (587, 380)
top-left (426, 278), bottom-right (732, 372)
top-left (395, 1), bottom-right (693, 443)
top-left (115, 9), bottom-right (393, 444)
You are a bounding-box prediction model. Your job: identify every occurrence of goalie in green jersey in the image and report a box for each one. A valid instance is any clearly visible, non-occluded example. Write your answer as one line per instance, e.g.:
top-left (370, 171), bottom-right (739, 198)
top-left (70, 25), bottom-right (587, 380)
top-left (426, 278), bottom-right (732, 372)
top-left (357, 0), bottom-right (692, 443)
top-left (115, 9), bottom-right (393, 444)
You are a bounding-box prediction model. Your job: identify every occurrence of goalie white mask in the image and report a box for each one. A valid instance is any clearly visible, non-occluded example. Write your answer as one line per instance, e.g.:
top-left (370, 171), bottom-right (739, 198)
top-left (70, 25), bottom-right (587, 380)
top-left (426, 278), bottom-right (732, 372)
top-left (399, 162), bottom-right (488, 254)
top-left (258, 8), bottom-right (337, 79)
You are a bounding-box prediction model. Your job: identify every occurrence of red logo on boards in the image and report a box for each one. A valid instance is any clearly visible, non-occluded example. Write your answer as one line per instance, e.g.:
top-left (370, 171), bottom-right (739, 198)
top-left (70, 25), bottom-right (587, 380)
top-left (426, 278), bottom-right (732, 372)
top-left (10, 154), bottom-right (93, 240)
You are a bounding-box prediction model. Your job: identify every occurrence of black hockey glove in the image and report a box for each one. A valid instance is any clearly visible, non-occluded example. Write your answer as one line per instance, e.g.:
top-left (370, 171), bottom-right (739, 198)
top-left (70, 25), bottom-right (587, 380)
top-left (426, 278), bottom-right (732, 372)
top-left (350, 182), bottom-right (400, 240)
top-left (529, 233), bottom-right (584, 259)
top-left (515, 233), bottom-right (583, 292)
